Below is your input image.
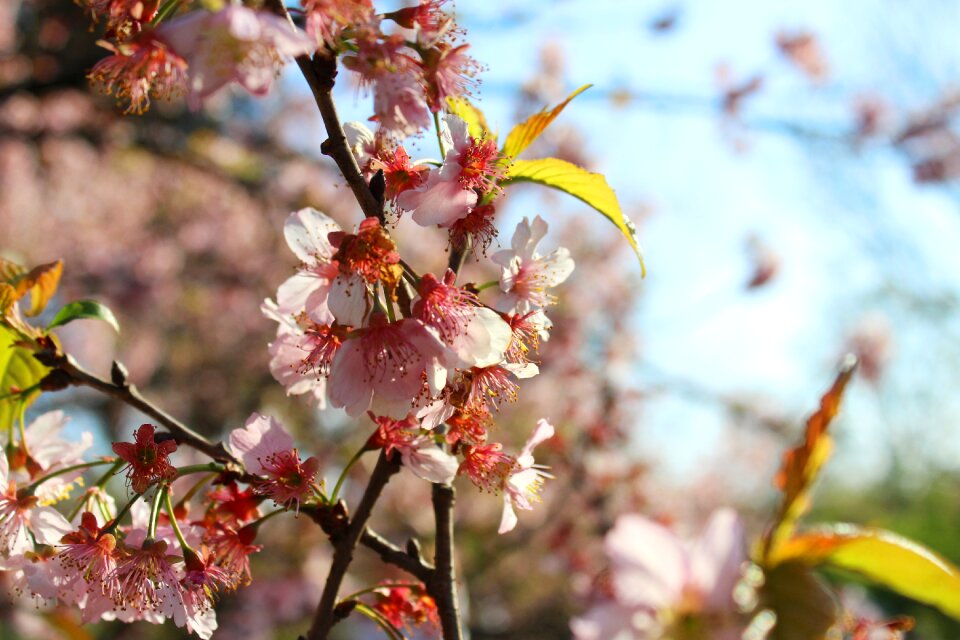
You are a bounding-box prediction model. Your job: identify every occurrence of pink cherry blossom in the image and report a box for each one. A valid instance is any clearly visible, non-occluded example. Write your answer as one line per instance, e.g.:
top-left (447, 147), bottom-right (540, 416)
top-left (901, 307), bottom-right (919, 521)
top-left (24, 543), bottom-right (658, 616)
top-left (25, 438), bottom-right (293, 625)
top-left (0, 410), bottom-right (93, 505)
top-left (421, 42), bottom-right (481, 112)
top-left (492, 215), bottom-right (575, 314)
top-left (0, 449), bottom-right (73, 569)
top-left (229, 413), bottom-right (320, 510)
top-left (499, 418), bottom-right (555, 534)
top-left (159, 5), bottom-right (316, 109)
top-left (372, 68), bottom-right (432, 139)
top-left (328, 314), bottom-right (451, 418)
top-left (275, 206), bottom-right (342, 325)
top-left (397, 114), bottom-right (504, 227)
top-left (301, 0), bottom-right (375, 49)
top-left (88, 30), bottom-right (188, 114)
top-left (366, 414), bottom-right (458, 484)
top-left (413, 270), bottom-right (511, 368)
top-left (572, 509), bottom-right (747, 640)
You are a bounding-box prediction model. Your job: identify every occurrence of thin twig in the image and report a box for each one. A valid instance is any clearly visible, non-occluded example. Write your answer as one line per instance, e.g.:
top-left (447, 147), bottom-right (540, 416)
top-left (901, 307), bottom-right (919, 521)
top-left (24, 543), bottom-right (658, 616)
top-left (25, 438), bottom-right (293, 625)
top-left (265, 0), bottom-right (381, 221)
top-left (428, 483), bottom-right (463, 640)
top-left (44, 355), bottom-right (236, 464)
top-left (360, 528), bottom-right (434, 583)
top-left (306, 451), bottom-right (401, 639)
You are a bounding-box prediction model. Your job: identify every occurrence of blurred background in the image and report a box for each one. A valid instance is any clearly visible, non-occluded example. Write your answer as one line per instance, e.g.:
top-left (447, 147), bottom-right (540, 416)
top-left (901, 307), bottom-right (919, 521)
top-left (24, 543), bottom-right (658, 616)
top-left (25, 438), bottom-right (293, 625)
top-left (3, 0), bottom-right (960, 637)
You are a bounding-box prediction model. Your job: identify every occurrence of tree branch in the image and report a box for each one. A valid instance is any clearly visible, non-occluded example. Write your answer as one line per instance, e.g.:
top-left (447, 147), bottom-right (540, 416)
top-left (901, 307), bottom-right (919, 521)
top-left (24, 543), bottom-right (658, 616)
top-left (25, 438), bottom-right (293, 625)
top-left (306, 451), bottom-right (401, 640)
top-left (265, 0), bottom-right (382, 222)
top-left (41, 354), bottom-right (237, 464)
top-left (360, 528), bottom-right (434, 583)
top-left (428, 483), bottom-right (463, 640)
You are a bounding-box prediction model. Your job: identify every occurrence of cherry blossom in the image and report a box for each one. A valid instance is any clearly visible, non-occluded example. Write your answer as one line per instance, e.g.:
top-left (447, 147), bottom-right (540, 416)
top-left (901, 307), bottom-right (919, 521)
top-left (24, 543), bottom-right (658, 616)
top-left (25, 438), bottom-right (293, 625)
top-left (228, 413), bottom-right (320, 510)
top-left (413, 270), bottom-right (512, 368)
top-left (1, 410), bottom-right (93, 505)
top-left (112, 423), bottom-right (178, 494)
top-left (492, 215), bottom-right (575, 314)
top-left (327, 314), bottom-right (451, 418)
top-left (571, 509), bottom-right (746, 640)
top-left (499, 418), bottom-right (555, 534)
top-left (88, 30), bottom-right (188, 114)
top-left (366, 414), bottom-right (458, 484)
top-left (396, 114), bottom-right (505, 227)
top-left (0, 449), bottom-right (74, 569)
top-left (159, 5), bottom-right (316, 109)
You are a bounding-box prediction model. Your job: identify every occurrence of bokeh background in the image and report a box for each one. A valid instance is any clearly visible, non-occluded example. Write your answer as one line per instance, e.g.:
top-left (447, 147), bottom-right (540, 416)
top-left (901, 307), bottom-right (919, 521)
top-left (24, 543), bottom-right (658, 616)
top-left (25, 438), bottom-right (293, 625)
top-left (3, 0), bottom-right (960, 637)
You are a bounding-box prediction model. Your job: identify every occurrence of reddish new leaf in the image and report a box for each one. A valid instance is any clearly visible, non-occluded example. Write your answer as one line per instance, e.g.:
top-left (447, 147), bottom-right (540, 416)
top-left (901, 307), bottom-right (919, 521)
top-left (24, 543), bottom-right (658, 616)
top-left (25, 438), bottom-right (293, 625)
top-left (763, 356), bottom-right (857, 560)
top-left (15, 260), bottom-right (63, 317)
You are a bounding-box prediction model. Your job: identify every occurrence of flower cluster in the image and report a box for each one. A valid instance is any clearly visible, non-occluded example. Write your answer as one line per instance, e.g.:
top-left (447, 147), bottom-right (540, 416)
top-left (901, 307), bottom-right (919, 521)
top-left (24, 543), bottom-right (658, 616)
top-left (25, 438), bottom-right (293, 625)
top-left (264, 203), bottom-right (573, 532)
top-left (85, 3), bottom-right (315, 113)
top-left (0, 411), bottom-right (337, 636)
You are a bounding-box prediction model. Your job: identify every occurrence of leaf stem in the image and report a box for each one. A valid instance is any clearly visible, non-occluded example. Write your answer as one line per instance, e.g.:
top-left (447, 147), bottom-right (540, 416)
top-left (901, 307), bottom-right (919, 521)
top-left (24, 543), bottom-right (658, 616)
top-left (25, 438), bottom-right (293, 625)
top-left (330, 446), bottom-right (367, 504)
top-left (24, 458), bottom-right (117, 495)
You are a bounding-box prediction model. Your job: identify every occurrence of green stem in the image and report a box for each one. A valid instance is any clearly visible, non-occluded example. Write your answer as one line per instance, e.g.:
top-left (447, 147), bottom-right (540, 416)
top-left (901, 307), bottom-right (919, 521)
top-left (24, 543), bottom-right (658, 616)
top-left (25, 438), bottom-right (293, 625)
top-left (330, 447), bottom-right (367, 504)
top-left (433, 111), bottom-right (447, 158)
top-left (17, 400), bottom-right (27, 449)
top-left (176, 472), bottom-right (217, 511)
top-left (163, 486), bottom-right (194, 553)
top-left (146, 485), bottom-right (165, 540)
top-left (248, 508), bottom-right (285, 529)
top-left (0, 383), bottom-right (40, 405)
top-left (176, 462), bottom-right (224, 478)
top-left (100, 492), bottom-right (141, 538)
top-left (24, 459), bottom-right (117, 494)
top-left (340, 582), bottom-right (423, 602)
top-left (150, 0), bottom-right (181, 24)
top-left (474, 280), bottom-right (500, 292)
top-left (67, 460), bottom-right (125, 521)
top-left (353, 602), bottom-right (404, 640)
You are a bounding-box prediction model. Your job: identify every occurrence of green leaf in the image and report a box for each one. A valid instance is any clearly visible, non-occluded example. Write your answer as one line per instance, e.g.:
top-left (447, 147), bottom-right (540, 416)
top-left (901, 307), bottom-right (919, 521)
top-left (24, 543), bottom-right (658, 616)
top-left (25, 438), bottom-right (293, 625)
top-left (48, 300), bottom-right (120, 334)
top-left (769, 524), bottom-right (960, 620)
top-left (501, 85), bottom-right (591, 160)
top-left (501, 158), bottom-right (645, 274)
top-left (0, 325), bottom-right (49, 429)
top-left (758, 562), bottom-right (839, 640)
top-left (446, 96), bottom-right (491, 140)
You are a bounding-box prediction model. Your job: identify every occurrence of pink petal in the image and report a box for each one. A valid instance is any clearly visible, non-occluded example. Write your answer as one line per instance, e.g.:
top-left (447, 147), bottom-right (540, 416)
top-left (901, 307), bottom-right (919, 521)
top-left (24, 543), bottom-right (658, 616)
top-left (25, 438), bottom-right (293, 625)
top-left (690, 508), bottom-right (746, 611)
top-left (606, 514), bottom-right (688, 609)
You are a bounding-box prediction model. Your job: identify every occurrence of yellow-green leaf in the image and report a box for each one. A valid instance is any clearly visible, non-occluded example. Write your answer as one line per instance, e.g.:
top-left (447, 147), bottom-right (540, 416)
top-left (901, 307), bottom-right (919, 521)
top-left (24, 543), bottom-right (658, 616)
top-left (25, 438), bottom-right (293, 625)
top-left (769, 524), bottom-right (960, 620)
top-left (502, 158), bottom-right (645, 273)
top-left (15, 260), bottom-right (63, 317)
top-left (501, 84), bottom-right (591, 160)
top-left (0, 325), bottom-right (49, 429)
top-left (446, 96), bottom-right (491, 140)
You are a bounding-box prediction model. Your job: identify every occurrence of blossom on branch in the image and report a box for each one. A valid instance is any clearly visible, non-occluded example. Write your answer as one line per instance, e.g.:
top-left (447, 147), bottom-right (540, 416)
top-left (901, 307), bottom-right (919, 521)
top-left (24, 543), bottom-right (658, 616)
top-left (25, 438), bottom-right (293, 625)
top-left (499, 418), bottom-right (555, 534)
top-left (228, 414), bottom-right (320, 511)
top-left (112, 423), bottom-right (178, 494)
top-left (159, 5), bottom-right (316, 109)
top-left (493, 216), bottom-right (575, 314)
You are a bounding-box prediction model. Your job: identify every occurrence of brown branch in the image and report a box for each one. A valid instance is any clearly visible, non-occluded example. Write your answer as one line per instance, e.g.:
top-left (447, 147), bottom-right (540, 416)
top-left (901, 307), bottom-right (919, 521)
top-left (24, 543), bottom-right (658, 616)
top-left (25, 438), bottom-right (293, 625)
top-left (360, 528), bottom-right (434, 583)
top-left (306, 451), bottom-right (401, 640)
top-left (265, 0), bottom-right (381, 222)
top-left (427, 483), bottom-right (463, 640)
top-left (41, 354), bottom-right (237, 464)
